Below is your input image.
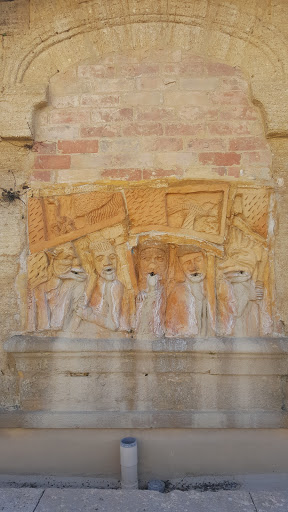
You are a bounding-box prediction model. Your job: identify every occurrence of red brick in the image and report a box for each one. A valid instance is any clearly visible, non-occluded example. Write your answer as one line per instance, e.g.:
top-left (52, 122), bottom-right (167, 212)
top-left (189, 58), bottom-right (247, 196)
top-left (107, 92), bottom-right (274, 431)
top-left (32, 142), bottom-right (56, 154)
top-left (163, 64), bottom-right (180, 74)
top-left (58, 140), bottom-right (99, 154)
top-left (241, 150), bottom-right (272, 166)
top-left (178, 107), bottom-right (218, 122)
top-left (212, 167), bottom-right (227, 176)
top-left (206, 62), bottom-right (239, 76)
top-left (78, 64), bottom-right (115, 78)
top-left (208, 122), bottom-right (251, 136)
top-left (81, 126), bottom-right (121, 138)
top-left (221, 77), bottom-right (249, 92)
top-left (211, 91), bottom-right (249, 105)
top-left (229, 137), bottom-right (268, 151)
top-left (142, 137), bottom-right (183, 152)
top-left (165, 123), bottom-right (205, 136)
top-left (135, 108), bottom-right (174, 122)
top-left (119, 64), bottom-right (159, 76)
top-left (34, 155), bottom-right (71, 169)
top-left (81, 94), bottom-right (119, 107)
top-left (101, 169), bottom-right (142, 180)
top-left (163, 61), bottom-right (205, 76)
top-left (143, 169), bottom-right (184, 179)
top-left (199, 152), bottom-right (241, 166)
top-left (123, 123), bottom-right (163, 136)
top-left (49, 110), bottom-right (90, 125)
top-left (31, 170), bottom-right (51, 181)
top-left (228, 167), bottom-right (241, 177)
top-left (219, 106), bottom-right (258, 121)
top-left (91, 108), bottom-right (133, 123)
top-left (186, 138), bottom-right (227, 151)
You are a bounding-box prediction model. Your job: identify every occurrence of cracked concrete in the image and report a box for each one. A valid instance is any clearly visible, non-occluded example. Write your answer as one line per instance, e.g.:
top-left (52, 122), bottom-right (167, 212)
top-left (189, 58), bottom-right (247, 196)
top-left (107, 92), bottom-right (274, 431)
top-left (1, 488), bottom-right (288, 512)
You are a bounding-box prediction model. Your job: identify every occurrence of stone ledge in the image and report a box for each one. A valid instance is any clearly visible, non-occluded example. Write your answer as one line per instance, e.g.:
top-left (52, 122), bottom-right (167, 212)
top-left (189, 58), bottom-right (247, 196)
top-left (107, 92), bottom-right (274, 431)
top-left (5, 335), bottom-right (288, 355)
top-left (0, 410), bottom-right (287, 429)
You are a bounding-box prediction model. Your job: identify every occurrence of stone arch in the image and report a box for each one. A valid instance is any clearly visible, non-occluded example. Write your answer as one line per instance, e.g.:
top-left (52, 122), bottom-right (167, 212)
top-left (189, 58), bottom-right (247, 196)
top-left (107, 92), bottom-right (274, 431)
top-left (3, 3), bottom-right (288, 86)
top-left (2, 2), bottom-right (288, 139)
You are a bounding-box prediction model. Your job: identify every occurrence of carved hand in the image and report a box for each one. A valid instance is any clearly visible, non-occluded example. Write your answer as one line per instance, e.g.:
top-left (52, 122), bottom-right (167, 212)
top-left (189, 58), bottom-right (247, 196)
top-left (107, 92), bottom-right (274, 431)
top-left (75, 304), bottom-right (85, 318)
top-left (75, 295), bottom-right (90, 319)
top-left (77, 294), bottom-right (88, 308)
top-left (136, 290), bottom-right (147, 303)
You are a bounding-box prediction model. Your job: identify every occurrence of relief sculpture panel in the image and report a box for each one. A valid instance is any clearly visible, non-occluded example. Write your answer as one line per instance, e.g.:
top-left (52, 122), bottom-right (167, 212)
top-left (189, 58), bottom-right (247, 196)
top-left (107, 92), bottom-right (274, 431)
top-left (27, 181), bottom-right (273, 339)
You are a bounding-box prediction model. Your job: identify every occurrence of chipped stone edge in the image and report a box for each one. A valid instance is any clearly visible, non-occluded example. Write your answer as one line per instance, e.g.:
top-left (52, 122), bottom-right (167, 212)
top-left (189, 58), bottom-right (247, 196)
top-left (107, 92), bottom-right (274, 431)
top-left (4, 335), bottom-right (288, 354)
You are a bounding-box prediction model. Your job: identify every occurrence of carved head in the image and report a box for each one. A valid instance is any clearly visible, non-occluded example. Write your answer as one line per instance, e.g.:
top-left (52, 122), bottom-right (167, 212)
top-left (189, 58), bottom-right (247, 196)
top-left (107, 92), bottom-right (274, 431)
top-left (178, 247), bottom-right (206, 283)
top-left (219, 229), bottom-right (262, 283)
top-left (220, 247), bottom-right (254, 282)
top-left (46, 243), bottom-right (85, 281)
top-left (136, 240), bottom-right (168, 288)
top-left (90, 239), bottom-right (117, 281)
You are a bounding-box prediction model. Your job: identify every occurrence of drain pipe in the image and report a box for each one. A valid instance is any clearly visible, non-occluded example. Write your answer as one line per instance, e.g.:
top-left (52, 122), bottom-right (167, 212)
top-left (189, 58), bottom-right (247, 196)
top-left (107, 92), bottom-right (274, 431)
top-left (120, 437), bottom-right (138, 489)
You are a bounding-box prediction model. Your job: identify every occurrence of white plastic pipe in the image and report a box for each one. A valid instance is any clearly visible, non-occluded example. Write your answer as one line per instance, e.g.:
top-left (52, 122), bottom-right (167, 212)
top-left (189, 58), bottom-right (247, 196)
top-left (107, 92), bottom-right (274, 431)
top-left (120, 437), bottom-right (138, 489)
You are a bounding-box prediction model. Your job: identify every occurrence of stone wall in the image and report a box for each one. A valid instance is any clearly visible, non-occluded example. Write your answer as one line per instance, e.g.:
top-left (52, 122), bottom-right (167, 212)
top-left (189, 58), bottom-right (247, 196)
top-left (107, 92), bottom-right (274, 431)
top-left (2, 335), bottom-right (288, 429)
top-left (0, 0), bottom-right (288, 415)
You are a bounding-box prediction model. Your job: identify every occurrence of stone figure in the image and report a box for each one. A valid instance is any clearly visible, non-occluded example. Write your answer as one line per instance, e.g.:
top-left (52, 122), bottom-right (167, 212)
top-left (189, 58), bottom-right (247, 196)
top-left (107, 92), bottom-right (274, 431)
top-left (27, 181), bottom-right (273, 340)
top-left (166, 248), bottom-right (210, 337)
top-left (217, 229), bottom-right (270, 337)
top-left (134, 240), bottom-right (168, 338)
top-left (75, 240), bottom-right (128, 333)
top-left (32, 242), bottom-right (86, 331)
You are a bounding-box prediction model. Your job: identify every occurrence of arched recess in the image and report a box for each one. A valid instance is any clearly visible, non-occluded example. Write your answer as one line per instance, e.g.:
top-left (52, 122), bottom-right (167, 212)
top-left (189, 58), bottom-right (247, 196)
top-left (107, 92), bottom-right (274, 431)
top-left (6, 18), bottom-right (287, 87)
top-left (1, 0), bottom-right (288, 139)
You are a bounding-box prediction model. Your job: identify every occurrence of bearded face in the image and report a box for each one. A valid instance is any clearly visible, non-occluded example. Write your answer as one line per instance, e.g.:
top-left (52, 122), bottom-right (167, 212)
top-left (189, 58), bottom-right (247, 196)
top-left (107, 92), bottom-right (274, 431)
top-left (138, 247), bottom-right (167, 280)
top-left (179, 252), bottom-right (206, 283)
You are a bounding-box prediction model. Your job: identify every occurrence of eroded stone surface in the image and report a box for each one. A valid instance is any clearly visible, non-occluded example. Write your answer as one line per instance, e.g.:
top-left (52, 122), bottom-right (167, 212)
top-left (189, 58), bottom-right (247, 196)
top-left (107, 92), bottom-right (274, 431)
top-left (1, 7), bottom-right (287, 414)
top-left (26, 181), bottom-right (273, 340)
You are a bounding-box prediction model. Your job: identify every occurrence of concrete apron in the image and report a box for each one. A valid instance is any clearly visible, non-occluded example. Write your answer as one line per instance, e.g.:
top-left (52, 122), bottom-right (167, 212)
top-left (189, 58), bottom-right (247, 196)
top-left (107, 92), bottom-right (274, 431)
top-left (1, 488), bottom-right (288, 512)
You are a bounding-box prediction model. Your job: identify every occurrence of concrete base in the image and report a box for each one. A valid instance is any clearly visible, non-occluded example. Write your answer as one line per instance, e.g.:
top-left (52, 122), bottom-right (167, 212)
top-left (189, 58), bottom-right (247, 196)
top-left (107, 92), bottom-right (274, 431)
top-left (4, 335), bottom-right (288, 429)
top-left (1, 429), bottom-right (288, 478)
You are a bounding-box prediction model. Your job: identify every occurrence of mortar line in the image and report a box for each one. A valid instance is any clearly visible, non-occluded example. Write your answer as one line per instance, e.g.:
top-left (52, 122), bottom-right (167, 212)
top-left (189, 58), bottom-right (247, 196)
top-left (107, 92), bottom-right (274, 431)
top-left (249, 491), bottom-right (258, 512)
top-left (32, 489), bottom-right (45, 512)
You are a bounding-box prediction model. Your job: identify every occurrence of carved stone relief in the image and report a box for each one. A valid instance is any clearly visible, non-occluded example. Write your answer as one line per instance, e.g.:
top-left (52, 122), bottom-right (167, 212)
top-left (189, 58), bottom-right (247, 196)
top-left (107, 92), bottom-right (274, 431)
top-left (27, 181), bottom-right (273, 339)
